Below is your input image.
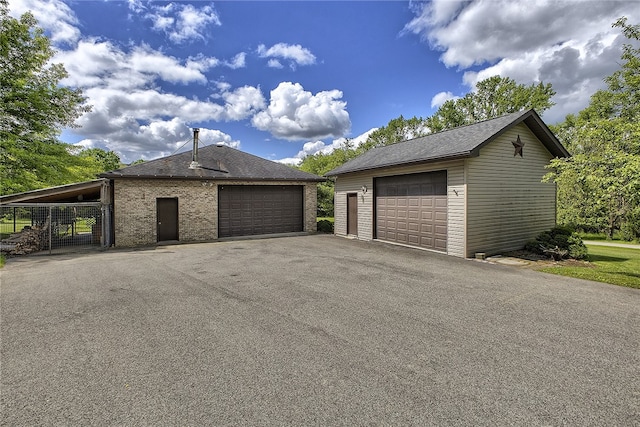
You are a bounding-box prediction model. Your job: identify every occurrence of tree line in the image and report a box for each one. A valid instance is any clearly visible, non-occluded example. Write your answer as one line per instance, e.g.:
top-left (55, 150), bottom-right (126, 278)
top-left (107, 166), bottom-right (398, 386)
top-left (1, 2), bottom-right (638, 240)
top-left (0, 0), bottom-right (121, 195)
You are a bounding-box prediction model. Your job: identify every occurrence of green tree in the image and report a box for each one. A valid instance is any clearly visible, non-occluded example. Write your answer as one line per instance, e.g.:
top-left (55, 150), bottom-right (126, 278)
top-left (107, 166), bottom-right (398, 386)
top-left (0, 1), bottom-right (94, 195)
top-left (425, 76), bottom-right (556, 133)
top-left (79, 148), bottom-right (122, 172)
top-left (298, 139), bottom-right (359, 217)
top-left (357, 115), bottom-right (427, 152)
top-left (547, 17), bottom-right (640, 239)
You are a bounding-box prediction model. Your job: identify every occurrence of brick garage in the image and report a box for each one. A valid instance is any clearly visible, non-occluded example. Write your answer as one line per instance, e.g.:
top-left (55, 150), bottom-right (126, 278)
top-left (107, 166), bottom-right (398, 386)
top-left (101, 145), bottom-right (323, 247)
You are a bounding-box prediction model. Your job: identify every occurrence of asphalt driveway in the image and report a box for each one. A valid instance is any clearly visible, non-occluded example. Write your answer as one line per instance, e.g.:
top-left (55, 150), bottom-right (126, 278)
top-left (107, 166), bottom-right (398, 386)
top-left (1, 235), bottom-right (638, 425)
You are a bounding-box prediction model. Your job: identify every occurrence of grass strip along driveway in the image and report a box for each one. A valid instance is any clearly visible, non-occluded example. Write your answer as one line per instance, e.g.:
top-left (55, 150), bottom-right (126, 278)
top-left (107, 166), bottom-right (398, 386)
top-left (539, 243), bottom-right (640, 289)
top-left (1, 235), bottom-right (639, 425)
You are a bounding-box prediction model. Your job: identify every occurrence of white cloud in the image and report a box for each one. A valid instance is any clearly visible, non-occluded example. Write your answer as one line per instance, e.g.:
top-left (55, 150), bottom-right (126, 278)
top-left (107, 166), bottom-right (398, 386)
top-left (198, 129), bottom-right (240, 149)
top-left (224, 52), bottom-right (247, 69)
top-left (76, 118), bottom-right (239, 163)
top-left (127, 0), bottom-right (145, 14)
top-left (252, 82), bottom-right (350, 140)
top-left (71, 82), bottom-right (260, 162)
top-left (221, 86), bottom-right (267, 121)
top-left (52, 37), bottom-right (264, 162)
top-left (406, 0), bottom-right (639, 122)
top-left (8, 0), bottom-right (80, 43)
top-left (55, 40), bottom-right (219, 89)
top-left (276, 128), bottom-right (377, 166)
top-left (430, 91), bottom-right (460, 108)
top-left (257, 43), bottom-right (316, 70)
top-left (145, 2), bottom-right (221, 44)
top-left (267, 59), bottom-right (284, 69)
top-left (129, 45), bottom-right (215, 84)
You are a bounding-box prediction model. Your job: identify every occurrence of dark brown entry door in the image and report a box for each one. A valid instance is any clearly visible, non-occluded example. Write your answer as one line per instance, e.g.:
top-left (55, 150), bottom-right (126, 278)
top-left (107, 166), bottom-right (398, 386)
top-left (218, 185), bottom-right (303, 238)
top-left (347, 193), bottom-right (358, 235)
top-left (375, 171), bottom-right (447, 252)
top-left (157, 198), bottom-right (178, 242)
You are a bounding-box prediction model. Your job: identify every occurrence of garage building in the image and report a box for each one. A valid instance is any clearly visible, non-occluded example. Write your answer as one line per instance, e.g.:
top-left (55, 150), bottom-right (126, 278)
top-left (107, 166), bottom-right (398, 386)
top-left (326, 109), bottom-right (570, 258)
top-left (100, 143), bottom-right (324, 247)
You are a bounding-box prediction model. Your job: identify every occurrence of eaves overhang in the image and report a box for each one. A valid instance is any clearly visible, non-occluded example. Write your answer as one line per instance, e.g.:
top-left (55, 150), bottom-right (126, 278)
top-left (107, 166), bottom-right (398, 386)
top-left (0, 179), bottom-right (107, 204)
top-left (100, 174), bottom-right (326, 183)
top-left (325, 152), bottom-right (476, 177)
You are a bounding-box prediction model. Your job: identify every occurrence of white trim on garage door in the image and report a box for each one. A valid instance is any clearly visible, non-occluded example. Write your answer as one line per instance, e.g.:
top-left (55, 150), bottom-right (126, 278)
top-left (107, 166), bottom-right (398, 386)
top-left (375, 171), bottom-right (447, 252)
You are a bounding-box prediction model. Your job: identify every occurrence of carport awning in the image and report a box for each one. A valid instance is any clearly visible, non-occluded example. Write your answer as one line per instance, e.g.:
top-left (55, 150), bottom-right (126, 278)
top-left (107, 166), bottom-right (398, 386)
top-left (0, 179), bottom-right (107, 204)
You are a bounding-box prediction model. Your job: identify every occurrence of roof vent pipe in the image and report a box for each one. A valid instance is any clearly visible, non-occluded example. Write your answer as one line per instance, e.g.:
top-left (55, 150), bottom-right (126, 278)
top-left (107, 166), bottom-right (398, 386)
top-left (189, 128), bottom-right (201, 169)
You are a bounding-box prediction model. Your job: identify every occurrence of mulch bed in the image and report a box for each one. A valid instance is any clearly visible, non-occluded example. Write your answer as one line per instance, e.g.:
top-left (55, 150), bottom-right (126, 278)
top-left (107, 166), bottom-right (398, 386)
top-left (502, 250), bottom-right (595, 269)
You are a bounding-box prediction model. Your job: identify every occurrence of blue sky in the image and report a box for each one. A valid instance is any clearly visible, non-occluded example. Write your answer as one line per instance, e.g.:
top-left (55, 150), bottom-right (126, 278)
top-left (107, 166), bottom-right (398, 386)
top-left (8, 0), bottom-right (639, 164)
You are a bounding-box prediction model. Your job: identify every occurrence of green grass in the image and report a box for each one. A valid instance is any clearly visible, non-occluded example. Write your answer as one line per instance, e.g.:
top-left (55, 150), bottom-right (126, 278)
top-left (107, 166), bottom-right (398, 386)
top-left (578, 231), bottom-right (638, 244)
top-left (0, 218), bottom-right (32, 235)
top-left (1, 217), bottom-right (93, 239)
top-left (539, 244), bottom-right (640, 289)
top-left (317, 217), bottom-right (335, 223)
top-left (0, 254), bottom-right (5, 268)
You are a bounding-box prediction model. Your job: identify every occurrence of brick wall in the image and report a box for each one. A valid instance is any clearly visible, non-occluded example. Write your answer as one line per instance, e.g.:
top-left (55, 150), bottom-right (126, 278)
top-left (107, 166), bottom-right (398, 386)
top-left (113, 179), bottom-right (317, 247)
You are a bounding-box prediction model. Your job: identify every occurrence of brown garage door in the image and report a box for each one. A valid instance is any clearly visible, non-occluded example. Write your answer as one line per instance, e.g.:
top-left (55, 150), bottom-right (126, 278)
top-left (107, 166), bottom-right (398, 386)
top-left (218, 185), bottom-right (303, 238)
top-left (375, 171), bottom-right (447, 252)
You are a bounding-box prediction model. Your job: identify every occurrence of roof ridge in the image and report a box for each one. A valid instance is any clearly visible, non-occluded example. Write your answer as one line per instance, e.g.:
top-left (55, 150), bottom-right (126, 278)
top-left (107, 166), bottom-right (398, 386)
top-left (393, 109), bottom-right (530, 145)
top-left (325, 108), bottom-right (570, 177)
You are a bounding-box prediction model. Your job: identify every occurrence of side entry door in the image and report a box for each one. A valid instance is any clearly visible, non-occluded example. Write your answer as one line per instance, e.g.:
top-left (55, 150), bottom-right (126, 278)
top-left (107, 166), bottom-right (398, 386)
top-left (347, 193), bottom-right (358, 236)
top-left (157, 198), bottom-right (178, 242)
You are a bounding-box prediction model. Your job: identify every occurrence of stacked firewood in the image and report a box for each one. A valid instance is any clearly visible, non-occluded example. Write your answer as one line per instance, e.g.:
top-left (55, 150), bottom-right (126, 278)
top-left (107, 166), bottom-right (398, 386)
top-left (2, 227), bottom-right (47, 255)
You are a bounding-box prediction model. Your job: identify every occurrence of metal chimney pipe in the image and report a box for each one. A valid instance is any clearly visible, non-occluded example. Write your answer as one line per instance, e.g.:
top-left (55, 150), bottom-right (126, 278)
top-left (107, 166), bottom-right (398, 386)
top-left (189, 128), bottom-right (201, 169)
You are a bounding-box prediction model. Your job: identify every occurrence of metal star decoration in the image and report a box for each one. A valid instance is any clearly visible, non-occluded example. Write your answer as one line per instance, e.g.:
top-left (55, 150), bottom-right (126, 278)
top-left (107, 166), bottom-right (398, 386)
top-left (512, 135), bottom-right (524, 157)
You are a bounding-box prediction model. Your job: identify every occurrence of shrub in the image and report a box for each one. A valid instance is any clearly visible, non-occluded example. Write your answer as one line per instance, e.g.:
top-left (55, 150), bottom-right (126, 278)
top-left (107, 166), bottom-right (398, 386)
top-left (317, 219), bottom-right (334, 233)
top-left (567, 234), bottom-right (588, 259)
top-left (525, 226), bottom-right (587, 260)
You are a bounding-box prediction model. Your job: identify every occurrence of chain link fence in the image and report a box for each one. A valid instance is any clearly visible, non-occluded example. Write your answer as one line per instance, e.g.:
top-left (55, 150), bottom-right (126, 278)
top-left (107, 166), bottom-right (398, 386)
top-left (0, 203), bottom-right (107, 255)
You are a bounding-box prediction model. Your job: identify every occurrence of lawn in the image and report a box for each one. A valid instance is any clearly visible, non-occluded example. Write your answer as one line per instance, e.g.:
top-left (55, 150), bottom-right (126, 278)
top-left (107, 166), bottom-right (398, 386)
top-left (1, 217), bottom-right (93, 239)
top-left (579, 231), bottom-right (639, 244)
top-left (317, 217), bottom-right (335, 223)
top-left (539, 244), bottom-right (640, 289)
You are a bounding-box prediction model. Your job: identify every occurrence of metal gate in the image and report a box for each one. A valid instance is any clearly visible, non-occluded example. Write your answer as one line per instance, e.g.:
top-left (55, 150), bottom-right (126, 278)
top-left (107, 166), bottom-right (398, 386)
top-left (0, 203), bottom-right (110, 255)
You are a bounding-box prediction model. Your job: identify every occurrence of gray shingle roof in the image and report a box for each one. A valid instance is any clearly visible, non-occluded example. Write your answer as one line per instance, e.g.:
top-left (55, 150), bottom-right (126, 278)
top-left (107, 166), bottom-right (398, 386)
top-left (326, 109), bottom-right (569, 176)
top-left (100, 145), bottom-right (324, 182)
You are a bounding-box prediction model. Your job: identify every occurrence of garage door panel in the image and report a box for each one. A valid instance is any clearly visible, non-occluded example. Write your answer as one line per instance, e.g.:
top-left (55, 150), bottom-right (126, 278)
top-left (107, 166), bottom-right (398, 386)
top-left (421, 222), bottom-right (433, 232)
top-left (420, 236), bottom-right (433, 246)
top-left (421, 199), bottom-right (434, 209)
top-left (219, 185), bottom-right (303, 238)
top-left (421, 211), bottom-right (434, 221)
top-left (375, 171), bottom-right (447, 252)
top-left (435, 224), bottom-right (447, 234)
